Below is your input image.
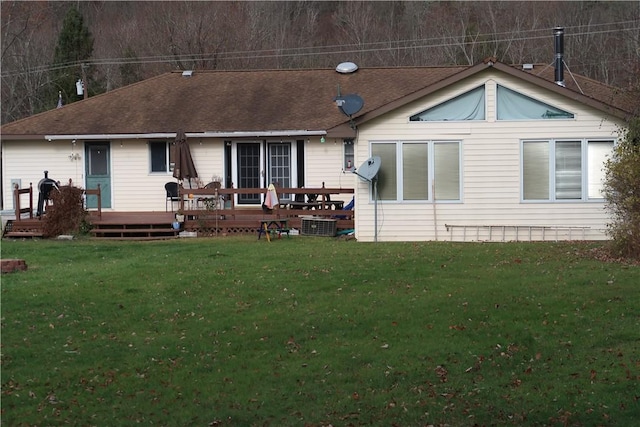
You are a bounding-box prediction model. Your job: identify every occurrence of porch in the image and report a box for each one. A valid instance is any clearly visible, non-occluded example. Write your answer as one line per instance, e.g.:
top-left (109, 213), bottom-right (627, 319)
top-left (3, 184), bottom-right (354, 240)
top-left (168, 184), bottom-right (354, 238)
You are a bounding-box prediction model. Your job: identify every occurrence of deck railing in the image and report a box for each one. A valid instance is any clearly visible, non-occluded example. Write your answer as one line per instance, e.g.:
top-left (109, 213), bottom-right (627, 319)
top-left (13, 183), bottom-right (34, 220)
top-left (178, 184), bottom-right (355, 220)
top-left (12, 181), bottom-right (102, 221)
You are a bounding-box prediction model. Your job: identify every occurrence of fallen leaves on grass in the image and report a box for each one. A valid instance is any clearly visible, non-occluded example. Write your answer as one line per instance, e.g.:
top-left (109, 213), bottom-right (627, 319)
top-left (434, 365), bottom-right (448, 383)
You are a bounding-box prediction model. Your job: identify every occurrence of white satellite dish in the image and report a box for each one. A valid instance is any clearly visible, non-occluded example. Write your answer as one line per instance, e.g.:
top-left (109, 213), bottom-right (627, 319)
top-left (353, 156), bottom-right (382, 242)
top-left (354, 156), bottom-right (381, 182)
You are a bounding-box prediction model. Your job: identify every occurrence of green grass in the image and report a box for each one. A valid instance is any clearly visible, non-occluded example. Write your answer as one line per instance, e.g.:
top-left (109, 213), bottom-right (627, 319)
top-left (1, 237), bottom-right (639, 426)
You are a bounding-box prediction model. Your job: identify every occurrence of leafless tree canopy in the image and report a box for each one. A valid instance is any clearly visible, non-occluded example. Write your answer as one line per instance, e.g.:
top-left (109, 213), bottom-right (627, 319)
top-left (2, 1), bottom-right (639, 124)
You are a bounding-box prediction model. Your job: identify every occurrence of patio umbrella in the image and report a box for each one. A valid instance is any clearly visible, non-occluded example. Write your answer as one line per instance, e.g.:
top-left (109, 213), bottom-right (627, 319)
top-left (172, 130), bottom-right (198, 188)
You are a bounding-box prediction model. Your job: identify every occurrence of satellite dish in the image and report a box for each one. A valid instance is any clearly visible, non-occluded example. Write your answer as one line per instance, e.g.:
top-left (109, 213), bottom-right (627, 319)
top-left (353, 156), bottom-right (382, 242)
top-left (354, 156), bottom-right (381, 182)
top-left (335, 94), bottom-right (364, 117)
top-left (336, 62), bottom-right (358, 74)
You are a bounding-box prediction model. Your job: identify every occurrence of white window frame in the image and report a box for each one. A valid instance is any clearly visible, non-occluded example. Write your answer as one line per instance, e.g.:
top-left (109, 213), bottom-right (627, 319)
top-left (149, 141), bottom-right (174, 173)
top-left (343, 139), bottom-right (355, 171)
top-left (371, 140), bottom-right (462, 203)
top-left (521, 138), bottom-right (614, 202)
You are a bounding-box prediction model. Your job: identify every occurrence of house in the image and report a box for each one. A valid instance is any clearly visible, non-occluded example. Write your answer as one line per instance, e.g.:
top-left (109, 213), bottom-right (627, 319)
top-left (1, 48), bottom-right (635, 242)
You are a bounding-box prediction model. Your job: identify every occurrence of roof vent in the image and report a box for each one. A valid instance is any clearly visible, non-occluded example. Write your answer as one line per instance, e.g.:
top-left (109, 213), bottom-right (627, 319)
top-left (522, 63), bottom-right (534, 71)
top-left (182, 70), bottom-right (193, 77)
top-left (336, 62), bottom-right (358, 74)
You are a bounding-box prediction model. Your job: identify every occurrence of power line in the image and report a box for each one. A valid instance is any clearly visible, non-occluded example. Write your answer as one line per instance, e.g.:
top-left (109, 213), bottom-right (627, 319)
top-left (2, 22), bottom-right (638, 78)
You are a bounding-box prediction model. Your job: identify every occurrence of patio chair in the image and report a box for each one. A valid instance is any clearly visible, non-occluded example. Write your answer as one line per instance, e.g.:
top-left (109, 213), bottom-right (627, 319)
top-left (165, 182), bottom-right (180, 212)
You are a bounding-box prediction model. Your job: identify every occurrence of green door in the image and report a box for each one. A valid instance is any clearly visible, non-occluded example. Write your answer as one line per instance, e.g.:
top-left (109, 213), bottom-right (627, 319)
top-left (85, 142), bottom-right (111, 209)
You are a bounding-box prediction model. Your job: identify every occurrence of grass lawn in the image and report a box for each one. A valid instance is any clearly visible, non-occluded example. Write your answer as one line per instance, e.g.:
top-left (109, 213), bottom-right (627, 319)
top-left (1, 237), bottom-right (638, 426)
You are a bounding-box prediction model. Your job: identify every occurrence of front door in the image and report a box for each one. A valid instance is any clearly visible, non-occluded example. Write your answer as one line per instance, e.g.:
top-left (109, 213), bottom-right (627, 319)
top-left (85, 142), bottom-right (111, 208)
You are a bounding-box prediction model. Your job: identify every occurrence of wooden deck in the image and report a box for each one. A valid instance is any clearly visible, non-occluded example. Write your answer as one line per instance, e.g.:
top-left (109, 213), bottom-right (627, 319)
top-left (92, 208), bottom-right (354, 239)
top-left (4, 184), bottom-right (354, 240)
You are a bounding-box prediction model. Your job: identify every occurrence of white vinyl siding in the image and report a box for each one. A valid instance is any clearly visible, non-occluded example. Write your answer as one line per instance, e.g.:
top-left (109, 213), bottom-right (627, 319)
top-left (354, 70), bottom-right (623, 242)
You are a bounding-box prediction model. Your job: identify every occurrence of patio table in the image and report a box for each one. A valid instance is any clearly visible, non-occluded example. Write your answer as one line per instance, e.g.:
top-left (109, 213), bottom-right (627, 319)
top-left (258, 219), bottom-right (290, 239)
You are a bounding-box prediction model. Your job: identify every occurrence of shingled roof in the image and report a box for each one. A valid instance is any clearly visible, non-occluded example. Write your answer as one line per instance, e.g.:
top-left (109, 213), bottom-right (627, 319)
top-left (1, 61), bottom-right (634, 140)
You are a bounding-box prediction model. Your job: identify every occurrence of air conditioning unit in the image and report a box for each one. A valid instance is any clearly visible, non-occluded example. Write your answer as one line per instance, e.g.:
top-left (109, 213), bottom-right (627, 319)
top-left (301, 217), bottom-right (337, 237)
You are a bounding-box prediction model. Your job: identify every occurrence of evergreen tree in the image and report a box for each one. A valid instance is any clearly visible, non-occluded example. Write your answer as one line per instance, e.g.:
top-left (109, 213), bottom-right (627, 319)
top-left (50, 6), bottom-right (94, 107)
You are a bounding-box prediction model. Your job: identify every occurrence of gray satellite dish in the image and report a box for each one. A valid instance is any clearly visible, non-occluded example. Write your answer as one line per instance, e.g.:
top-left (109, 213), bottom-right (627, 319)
top-left (336, 94), bottom-right (364, 117)
top-left (353, 156), bottom-right (382, 242)
top-left (354, 156), bottom-right (381, 182)
top-left (336, 62), bottom-right (358, 74)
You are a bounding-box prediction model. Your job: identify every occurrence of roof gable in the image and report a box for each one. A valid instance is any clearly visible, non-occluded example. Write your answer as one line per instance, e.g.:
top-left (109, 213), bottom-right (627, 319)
top-left (346, 59), bottom-right (633, 131)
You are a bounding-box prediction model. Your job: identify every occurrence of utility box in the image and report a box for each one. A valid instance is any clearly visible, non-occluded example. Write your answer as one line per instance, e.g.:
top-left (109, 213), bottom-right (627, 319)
top-left (301, 217), bottom-right (337, 237)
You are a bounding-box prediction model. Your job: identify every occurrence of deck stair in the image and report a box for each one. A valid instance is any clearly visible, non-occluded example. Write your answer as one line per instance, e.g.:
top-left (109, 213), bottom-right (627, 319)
top-left (3, 219), bottom-right (44, 238)
top-left (90, 215), bottom-right (179, 240)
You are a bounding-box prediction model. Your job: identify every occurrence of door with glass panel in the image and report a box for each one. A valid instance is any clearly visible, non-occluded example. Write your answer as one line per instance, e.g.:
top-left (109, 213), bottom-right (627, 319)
top-left (235, 141), bottom-right (293, 205)
top-left (268, 143), bottom-right (292, 201)
top-left (236, 142), bottom-right (262, 205)
top-left (85, 142), bottom-right (111, 208)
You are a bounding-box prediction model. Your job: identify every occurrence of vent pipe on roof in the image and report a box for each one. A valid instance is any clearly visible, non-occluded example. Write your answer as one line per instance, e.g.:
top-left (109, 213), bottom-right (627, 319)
top-left (554, 27), bottom-right (565, 87)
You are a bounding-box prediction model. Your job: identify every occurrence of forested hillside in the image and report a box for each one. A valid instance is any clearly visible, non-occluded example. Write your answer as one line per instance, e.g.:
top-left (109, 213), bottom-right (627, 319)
top-left (2, 1), bottom-right (639, 124)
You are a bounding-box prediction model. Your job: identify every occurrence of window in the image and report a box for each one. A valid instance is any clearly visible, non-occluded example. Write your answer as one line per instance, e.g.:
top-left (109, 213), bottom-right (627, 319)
top-left (344, 139), bottom-right (354, 171)
top-left (497, 85), bottom-right (574, 120)
top-left (150, 141), bottom-right (174, 173)
top-left (410, 86), bottom-right (485, 121)
top-left (371, 141), bottom-right (460, 201)
top-left (522, 139), bottom-right (613, 201)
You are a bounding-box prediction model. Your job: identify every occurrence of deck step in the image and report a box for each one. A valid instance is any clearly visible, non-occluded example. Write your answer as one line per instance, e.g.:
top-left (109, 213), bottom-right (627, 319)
top-left (90, 235), bottom-right (178, 241)
top-left (2, 219), bottom-right (44, 239)
top-left (4, 231), bottom-right (44, 238)
top-left (90, 222), bottom-right (179, 239)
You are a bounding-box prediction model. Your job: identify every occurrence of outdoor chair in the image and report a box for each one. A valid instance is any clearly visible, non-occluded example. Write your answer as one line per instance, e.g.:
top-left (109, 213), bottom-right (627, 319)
top-left (165, 182), bottom-right (180, 212)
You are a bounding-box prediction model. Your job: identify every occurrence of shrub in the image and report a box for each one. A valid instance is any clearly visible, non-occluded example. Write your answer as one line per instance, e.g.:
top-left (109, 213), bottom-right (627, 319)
top-left (603, 117), bottom-right (640, 259)
top-left (42, 185), bottom-right (90, 237)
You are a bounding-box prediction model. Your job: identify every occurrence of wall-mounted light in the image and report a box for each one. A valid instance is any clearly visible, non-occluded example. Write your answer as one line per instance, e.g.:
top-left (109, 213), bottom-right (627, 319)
top-left (320, 136), bottom-right (326, 143)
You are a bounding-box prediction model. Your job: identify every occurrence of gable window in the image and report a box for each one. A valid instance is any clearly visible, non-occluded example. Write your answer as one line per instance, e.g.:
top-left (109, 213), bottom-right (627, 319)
top-left (410, 86), bottom-right (485, 121)
top-left (150, 141), bottom-right (174, 173)
top-left (522, 139), bottom-right (613, 201)
top-left (497, 85), bottom-right (574, 120)
top-left (372, 141), bottom-right (460, 202)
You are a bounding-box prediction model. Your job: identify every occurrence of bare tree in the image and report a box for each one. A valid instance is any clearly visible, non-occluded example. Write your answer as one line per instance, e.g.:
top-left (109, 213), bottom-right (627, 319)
top-left (1, 2), bottom-right (62, 123)
top-left (2, 0), bottom-right (639, 124)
